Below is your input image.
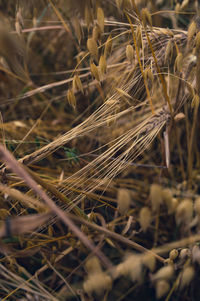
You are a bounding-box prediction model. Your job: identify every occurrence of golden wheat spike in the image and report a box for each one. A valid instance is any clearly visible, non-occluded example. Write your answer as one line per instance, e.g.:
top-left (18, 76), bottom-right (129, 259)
top-left (17, 25), bottom-right (189, 201)
top-left (58, 107), bottom-right (170, 205)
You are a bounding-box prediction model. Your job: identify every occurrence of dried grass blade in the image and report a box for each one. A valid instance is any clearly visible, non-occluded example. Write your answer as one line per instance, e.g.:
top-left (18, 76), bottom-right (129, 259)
top-left (23, 166), bottom-right (88, 218)
top-left (144, 28), bottom-right (173, 114)
top-left (0, 145), bottom-right (112, 269)
top-left (0, 182), bottom-right (47, 211)
top-left (48, 0), bottom-right (70, 34)
top-left (0, 213), bottom-right (52, 238)
top-left (68, 213), bottom-right (165, 263)
top-left (125, 13), bottom-right (155, 114)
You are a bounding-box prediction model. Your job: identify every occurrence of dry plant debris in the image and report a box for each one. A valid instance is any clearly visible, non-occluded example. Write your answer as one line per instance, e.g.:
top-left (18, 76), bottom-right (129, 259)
top-left (0, 0), bottom-right (200, 300)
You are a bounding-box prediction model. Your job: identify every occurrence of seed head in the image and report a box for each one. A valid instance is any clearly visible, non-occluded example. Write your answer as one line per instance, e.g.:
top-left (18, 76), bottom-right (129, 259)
top-left (174, 113), bottom-right (185, 122)
top-left (141, 8), bottom-right (152, 27)
top-left (151, 265), bottom-right (174, 282)
top-left (192, 245), bottom-right (200, 264)
top-left (99, 55), bottom-right (107, 75)
top-left (67, 89), bottom-right (76, 109)
top-left (179, 266), bottom-right (194, 290)
top-left (150, 184), bottom-right (163, 212)
top-left (104, 35), bottom-right (112, 57)
top-left (156, 280), bottom-right (170, 299)
top-left (180, 0), bottom-right (189, 10)
top-left (126, 44), bottom-right (134, 63)
top-left (85, 256), bottom-right (102, 274)
top-left (90, 62), bottom-right (100, 81)
top-left (117, 188), bottom-right (131, 215)
top-left (180, 248), bottom-right (191, 260)
top-left (187, 21), bottom-right (197, 45)
top-left (175, 52), bottom-right (183, 72)
top-left (136, 26), bottom-right (142, 48)
top-left (72, 74), bottom-right (84, 94)
top-left (175, 199), bottom-right (193, 225)
top-left (97, 7), bottom-right (104, 33)
top-left (83, 272), bottom-right (112, 295)
top-left (92, 25), bottom-right (101, 41)
top-left (175, 3), bottom-right (181, 14)
top-left (87, 37), bottom-right (98, 62)
top-left (142, 254), bottom-right (156, 272)
top-left (139, 207), bottom-right (152, 232)
top-left (169, 249), bottom-right (178, 261)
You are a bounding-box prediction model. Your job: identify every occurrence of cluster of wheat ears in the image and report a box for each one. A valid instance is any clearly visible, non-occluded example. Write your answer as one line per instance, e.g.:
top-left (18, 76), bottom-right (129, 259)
top-left (1, 0), bottom-right (200, 300)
